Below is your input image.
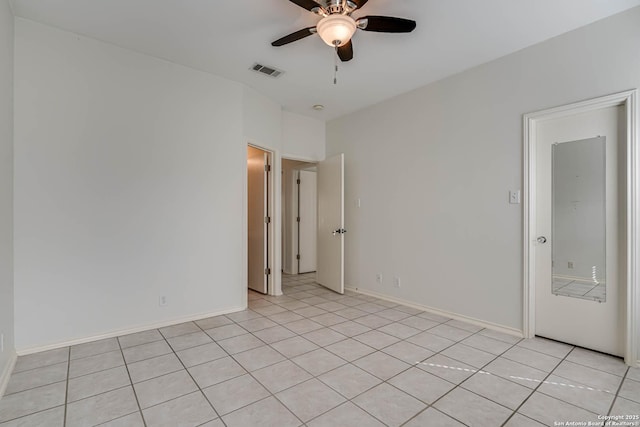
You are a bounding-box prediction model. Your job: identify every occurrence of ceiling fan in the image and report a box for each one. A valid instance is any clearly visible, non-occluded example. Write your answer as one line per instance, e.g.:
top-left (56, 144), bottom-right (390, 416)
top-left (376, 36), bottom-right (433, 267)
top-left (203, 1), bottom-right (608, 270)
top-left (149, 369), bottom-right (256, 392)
top-left (271, 0), bottom-right (417, 62)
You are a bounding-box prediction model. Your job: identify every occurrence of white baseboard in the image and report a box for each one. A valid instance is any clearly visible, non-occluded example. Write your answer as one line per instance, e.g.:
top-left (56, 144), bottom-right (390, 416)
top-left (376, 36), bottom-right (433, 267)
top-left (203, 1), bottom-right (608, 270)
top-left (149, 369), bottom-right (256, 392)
top-left (16, 306), bottom-right (247, 356)
top-left (345, 286), bottom-right (523, 338)
top-left (0, 352), bottom-right (17, 398)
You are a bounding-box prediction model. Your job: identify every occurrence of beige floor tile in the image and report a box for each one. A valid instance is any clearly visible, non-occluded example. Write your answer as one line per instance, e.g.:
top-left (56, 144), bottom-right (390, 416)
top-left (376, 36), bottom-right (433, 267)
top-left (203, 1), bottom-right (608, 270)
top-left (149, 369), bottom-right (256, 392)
top-left (13, 348), bottom-right (68, 374)
top-left (142, 392), bottom-right (217, 427)
top-left (353, 383), bottom-right (426, 427)
top-left (307, 402), bottom-right (385, 427)
top-left (166, 331), bottom-right (212, 352)
top-left (318, 364), bottom-right (382, 399)
top-left (122, 340), bottom-right (172, 364)
top-left (203, 374), bottom-right (270, 415)
top-left (404, 408), bottom-right (465, 427)
top-left (461, 371), bottom-right (531, 410)
top-left (233, 345), bottom-right (285, 371)
top-left (253, 325), bottom-right (297, 344)
top-left (68, 350), bottom-right (124, 378)
top-left (519, 392), bottom-right (600, 425)
top-left (325, 338), bottom-right (376, 362)
top-left (159, 322), bottom-right (200, 339)
top-left (441, 343), bottom-right (497, 368)
top-left (176, 342), bottom-right (227, 368)
top-left (0, 382), bottom-right (66, 423)
top-left (118, 330), bottom-right (163, 349)
top-left (276, 378), bottom-right (346, 422)
top-left (0, 406), bottom-right (65, 427)
top-left (381, 340), bottom-right (434, 364)
top-left (269, 336), bottom-right (318, 358)
top-left (134, 370), bottom-right (198, 409)
top-left (502, 345), bottom-right (562, 372)
top-left (434, 387), bottom-right (512, 427)
top-left (389, 367), bottom-right (455, 403)
top-left (67, 366), bottom-right (131, 402)
top-left (5, 362), bottom-right (68, 395)
top-left (71, 338), bottom-right (120, 360)
top-left (352, 330), bottom-right (399, 350)
top-left (188, 356), bottom-right (246, 389)
top-left (217, 334), bottom-right (264, 355)
top-left (291, 348), bottom-right (346, 376)
top-left (65, 386), bottom-right (138, 427)
top-left (222, 396), bottom-right (301, 427)
top-left (252, 360), bottom-right (313, 393)
top-left (353, 351), bottom-right (410, 381)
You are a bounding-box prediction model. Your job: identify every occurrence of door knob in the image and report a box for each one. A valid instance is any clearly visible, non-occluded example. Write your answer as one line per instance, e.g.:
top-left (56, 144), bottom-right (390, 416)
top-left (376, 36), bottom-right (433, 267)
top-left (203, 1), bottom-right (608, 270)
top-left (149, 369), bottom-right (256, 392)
top-left (537, 236), bottom-right (547, 244)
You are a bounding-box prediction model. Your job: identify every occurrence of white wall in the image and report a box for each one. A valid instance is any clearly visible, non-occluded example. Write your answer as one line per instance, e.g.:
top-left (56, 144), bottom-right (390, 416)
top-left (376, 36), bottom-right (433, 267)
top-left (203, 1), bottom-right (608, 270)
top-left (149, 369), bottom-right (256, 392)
top-left (327, 6), bottom-right (640, 341)
top-left (0, 0), bottom-right (15, 389)
top-left (14, 19), bottom-right (245, 351)
top-left (282, 112), bottom-right (325, 161)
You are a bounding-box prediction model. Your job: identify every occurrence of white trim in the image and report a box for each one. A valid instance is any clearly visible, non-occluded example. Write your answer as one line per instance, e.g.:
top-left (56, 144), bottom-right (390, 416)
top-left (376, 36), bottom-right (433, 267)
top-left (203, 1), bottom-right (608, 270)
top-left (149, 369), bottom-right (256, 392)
top-left (346, 286), bottom-right (523, 338)
top-left (523, 89), bottom-right (639, 367)
top-left (16, 306), bottom-right (246, 356)
top-left (0, 352), bottom-right (17, 398)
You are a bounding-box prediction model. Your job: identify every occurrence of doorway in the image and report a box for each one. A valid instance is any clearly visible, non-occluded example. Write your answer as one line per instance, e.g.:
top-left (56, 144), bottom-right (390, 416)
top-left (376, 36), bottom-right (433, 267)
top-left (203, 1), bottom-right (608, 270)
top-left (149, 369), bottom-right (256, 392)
top-left (247, 145), bottom-right (273, 294)
top-left (282, 159), bottom-right (318, 275)
top-left (281, 154), bottom-right (346, 295)
top-left (524, 90), bottom-right (639, 365)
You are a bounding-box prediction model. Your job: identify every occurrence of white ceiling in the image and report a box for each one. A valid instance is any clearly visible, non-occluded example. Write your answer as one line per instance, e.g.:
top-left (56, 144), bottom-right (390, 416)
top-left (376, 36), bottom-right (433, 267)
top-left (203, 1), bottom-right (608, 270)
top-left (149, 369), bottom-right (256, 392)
top-left (10, 0), bottom-right (640, 121)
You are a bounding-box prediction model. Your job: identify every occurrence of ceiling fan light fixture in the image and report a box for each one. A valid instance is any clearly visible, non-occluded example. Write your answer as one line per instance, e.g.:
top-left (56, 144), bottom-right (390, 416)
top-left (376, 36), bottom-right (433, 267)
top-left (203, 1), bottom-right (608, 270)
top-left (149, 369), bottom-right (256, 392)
top-left (316, 14), bottom-right (357, 47)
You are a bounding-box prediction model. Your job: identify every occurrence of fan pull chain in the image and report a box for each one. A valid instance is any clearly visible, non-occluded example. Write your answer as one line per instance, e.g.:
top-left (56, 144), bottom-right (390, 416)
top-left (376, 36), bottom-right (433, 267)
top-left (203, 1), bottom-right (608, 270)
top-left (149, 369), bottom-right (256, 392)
top-left (334, 47), bottom-right (339, 85)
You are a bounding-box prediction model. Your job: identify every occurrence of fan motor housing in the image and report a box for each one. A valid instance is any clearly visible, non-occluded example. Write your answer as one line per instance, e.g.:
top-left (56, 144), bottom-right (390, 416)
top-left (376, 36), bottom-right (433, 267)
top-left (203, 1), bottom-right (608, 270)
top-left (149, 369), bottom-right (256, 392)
top-left (322, 0), bottom-right (358, 15)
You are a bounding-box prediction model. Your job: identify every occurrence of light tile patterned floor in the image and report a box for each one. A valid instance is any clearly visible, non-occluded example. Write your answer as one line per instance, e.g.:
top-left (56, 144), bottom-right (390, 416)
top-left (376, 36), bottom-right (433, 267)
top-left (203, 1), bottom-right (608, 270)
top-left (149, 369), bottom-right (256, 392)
top-left (1, 272), bottom-right (638, 426)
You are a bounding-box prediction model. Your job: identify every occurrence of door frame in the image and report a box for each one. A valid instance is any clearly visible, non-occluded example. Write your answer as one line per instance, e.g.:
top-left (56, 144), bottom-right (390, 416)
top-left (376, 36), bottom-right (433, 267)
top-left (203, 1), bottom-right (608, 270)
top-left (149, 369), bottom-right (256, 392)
top-left (247, 143), bottom-right (275, 295)
top-left (523, 89), bottom-right (639, 366)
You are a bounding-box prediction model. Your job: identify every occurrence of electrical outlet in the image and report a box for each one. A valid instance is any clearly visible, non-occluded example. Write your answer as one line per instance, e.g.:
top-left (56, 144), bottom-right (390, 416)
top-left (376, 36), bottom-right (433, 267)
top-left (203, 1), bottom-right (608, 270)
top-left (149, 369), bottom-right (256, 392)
top-left (509, 190), bottom-right (521, 204)
top-left (394, 277), bottom-right (401, 288)
top-left (568, 262), bottom-right (574, 269)
top-left (376, 273), bottom-right (383, 284)
top-left (159, 296), bottom-right (167, 307)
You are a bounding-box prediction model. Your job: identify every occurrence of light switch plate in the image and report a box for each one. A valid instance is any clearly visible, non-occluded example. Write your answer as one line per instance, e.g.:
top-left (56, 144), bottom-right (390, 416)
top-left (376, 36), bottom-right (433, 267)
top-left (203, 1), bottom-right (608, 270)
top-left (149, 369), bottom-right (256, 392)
top-left (509, 190), bottom-right (521, 204)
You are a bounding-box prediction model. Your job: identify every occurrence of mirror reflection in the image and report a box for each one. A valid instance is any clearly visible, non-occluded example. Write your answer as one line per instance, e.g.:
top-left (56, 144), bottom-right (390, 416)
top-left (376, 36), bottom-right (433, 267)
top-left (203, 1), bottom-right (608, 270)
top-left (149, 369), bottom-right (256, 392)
top-left (551, 136), bottom-right (606, 302)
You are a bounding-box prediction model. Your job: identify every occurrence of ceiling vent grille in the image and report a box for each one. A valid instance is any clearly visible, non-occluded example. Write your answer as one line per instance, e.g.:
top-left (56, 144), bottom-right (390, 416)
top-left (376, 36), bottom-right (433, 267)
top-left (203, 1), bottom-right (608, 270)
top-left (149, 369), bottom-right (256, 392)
top-left (251, 63), bottom-right (284, 78)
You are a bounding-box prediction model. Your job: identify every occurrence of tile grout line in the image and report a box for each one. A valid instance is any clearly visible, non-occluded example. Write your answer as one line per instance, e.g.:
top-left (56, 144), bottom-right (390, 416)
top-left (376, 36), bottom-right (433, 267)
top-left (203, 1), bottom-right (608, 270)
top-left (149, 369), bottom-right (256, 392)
top-left (398, 326), bottom-right (525, 427)
top-left (606, 365), bottom-right (629, 416)
top-left (500, 342), bottom-right (579, 426)
top-left (163, 324), bottom-right (228, 427)
top-left (116, 336), bottom-right (148, 427)
top-left (63, 347), bottom-right (70, 427)
top-left (275, 285), bottom-right (488, 426)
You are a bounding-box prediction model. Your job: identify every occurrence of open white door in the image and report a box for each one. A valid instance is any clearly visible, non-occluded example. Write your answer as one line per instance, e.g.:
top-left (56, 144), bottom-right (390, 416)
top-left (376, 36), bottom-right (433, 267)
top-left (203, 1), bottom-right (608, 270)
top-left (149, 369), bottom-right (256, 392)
top-left (316, 153), bottom-right (344, 294)
top-left (248, 146), bottom-right (269, 294)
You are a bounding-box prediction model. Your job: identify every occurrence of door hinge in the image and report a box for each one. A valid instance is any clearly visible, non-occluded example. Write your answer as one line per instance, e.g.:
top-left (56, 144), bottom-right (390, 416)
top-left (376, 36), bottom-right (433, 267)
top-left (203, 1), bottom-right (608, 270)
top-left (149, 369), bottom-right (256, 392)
top-left (296, 178), bottom-right (301, 184)
top-left (264, 216), bottom-right (271, 224)
top-left (296, 254), bottom-right (300, 260)
top-left (265, 164), bottom-right (271, 172)
top-left (296, 217), bottom-right (300, 222)
top-left (265, 268), bottom-right (271, 275)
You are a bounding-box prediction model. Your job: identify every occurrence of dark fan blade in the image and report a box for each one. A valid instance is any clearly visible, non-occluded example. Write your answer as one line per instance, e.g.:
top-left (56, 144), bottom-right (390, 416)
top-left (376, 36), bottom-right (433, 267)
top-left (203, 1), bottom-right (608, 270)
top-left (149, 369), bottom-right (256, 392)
top-left (288, 0), bottom-right (320, 11)
top-left (358, 16), bottom-right (416, 33)
top-left (351, 0), bottom-right (369, 9)
top-left (272, 27), bottom-right (315, 46)
top-left (337, 40), bottom-right (353, 62)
